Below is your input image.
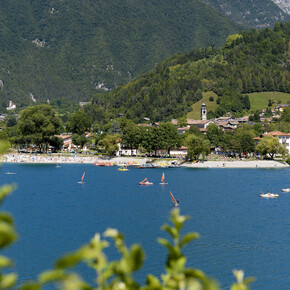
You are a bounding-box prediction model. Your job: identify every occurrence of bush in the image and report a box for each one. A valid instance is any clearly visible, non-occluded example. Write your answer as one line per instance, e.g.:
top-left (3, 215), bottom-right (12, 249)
top-left (286, 156), bottom-right (290, 165)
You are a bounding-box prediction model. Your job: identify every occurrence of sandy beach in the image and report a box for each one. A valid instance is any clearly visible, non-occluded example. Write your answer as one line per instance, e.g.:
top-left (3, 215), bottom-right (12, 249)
top-left (1, 153), bottom-right (288, 168)
top-left (181, 160), bottom-right (288, 168)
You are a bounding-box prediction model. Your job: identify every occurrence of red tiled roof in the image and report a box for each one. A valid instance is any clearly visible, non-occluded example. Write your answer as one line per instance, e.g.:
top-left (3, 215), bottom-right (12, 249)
top-left (179, 146), bottom-right (188, 150)
top-left (264, 131), bottom-right (290, 137)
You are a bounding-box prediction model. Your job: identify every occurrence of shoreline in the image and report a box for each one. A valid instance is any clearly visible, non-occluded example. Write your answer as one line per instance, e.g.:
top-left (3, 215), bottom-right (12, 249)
top-left (1, 153), bottom-right (289, 168)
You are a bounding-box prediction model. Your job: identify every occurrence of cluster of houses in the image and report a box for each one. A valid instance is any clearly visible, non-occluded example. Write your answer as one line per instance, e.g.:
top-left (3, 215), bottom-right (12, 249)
top-left (2, 101), bottom-right (288, 156)
top-left (173, 103), bottom-right (289, 155)
top-left (54, 103), bottom-right (290, 156)
top-left (114, 103), bottom-right (289, 156)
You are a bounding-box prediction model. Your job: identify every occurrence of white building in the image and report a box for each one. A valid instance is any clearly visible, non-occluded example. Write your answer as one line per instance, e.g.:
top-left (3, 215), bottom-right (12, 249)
top-left (201, 103), bottom-right (207, 120)
top-left (7, 101), bottom-right (16, 110)
top-left (264, 131), bottom-right (290, 154)
top-left (116, 143), bottom-right (138, 156)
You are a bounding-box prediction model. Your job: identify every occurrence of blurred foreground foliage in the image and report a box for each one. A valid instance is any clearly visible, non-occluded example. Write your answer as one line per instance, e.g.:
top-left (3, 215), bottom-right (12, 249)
top-left (0, 141), bottom-right (254, 289)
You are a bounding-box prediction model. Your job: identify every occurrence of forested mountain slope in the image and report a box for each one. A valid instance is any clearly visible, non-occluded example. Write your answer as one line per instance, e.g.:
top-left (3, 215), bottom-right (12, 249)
top-left (202, 0), bottom-right (290, 28)
top-left (91, 22), bottom-right (290, 123)
top-left (0, 0), bottom-right (242, 108)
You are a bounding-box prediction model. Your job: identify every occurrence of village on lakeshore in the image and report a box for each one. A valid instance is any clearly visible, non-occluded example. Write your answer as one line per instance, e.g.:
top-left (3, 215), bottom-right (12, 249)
top-left (1, 101), bottom-right (289, 168)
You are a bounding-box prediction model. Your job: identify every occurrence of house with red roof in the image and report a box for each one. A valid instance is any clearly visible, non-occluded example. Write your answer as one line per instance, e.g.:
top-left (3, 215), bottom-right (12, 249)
top-left (259, 131), bottom-right (290, 153)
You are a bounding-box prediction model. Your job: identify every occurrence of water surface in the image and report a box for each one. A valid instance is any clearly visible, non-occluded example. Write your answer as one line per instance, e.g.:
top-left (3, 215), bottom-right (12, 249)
top-left (1, 164), bottom-right (289, 289)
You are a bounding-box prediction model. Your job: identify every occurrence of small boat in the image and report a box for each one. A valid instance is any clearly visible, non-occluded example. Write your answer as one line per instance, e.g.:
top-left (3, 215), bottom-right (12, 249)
top-left (139, 163), bottom-right (154, 169)
top-left (260, 192), bottom-right (279, 198)
top-left (5, 171), bottom-right (16, 175)
top-left (281, 188), bottom-right (290, 192)
top-left (118, 166), bottom-right (128, 172)
top-left (77, 172), bottom-right (85, 184)
top-left (169, 191), bottom-right (179, 207)
top-left (139, 178), bottom-right (153, 185)
top-left (56, 163), bottom-right (61, 168)
top-left (160, 172), bottom-right (168, 185)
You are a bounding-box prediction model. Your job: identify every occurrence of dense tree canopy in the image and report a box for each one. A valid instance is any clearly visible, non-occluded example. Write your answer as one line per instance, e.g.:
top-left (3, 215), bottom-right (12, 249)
top-left (185, 135), bottom-right (210, 160)
top-left (17, 105), bottom-right (62, 152)
top-left (256, 135), bottom-right (288, 159)
top-left (66, 111), bottom-right (92, 135)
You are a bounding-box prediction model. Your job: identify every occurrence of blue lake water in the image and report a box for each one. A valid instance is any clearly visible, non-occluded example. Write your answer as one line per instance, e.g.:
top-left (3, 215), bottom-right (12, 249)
top-left (1, 163), bottom-right (289, 289)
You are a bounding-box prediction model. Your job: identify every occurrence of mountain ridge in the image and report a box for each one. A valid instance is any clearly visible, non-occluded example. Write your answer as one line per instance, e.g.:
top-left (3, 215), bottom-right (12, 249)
top-left (202, 0), bottom-right (290, 28)
top-left (272, 0), bottom-right (290, 14)
top-left (0, 0), bottom-right (243, 108)
top-left (90, 21), bottom-right (290, 123)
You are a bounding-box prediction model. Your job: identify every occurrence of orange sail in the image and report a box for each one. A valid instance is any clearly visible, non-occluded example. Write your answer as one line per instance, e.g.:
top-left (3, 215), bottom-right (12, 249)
top-left (169, 191), bottom-right (178, 206)
top-left (161, 172), bottom-right (165, 183)
top-left (81, 172), bottom-right (85, 183)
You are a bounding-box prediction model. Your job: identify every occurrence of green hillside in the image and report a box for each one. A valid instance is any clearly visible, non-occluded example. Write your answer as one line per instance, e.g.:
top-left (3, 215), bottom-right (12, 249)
top-left (248, 92), bottom-right (290, 111)
top-left (87, 21), bottom-right (290, 123)
top-left (187, 92), bottom-right (218, 119)
top-left (0, 0), bottom-right (243, 109)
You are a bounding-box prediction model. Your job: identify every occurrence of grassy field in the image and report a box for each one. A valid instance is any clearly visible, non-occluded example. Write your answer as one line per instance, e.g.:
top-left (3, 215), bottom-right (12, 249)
top-left (248, 92), bottom-right (290, 111)
top-left (187, 91), bottom-right (218, 119)
top-left (187, 91), bottom-right (290, 119)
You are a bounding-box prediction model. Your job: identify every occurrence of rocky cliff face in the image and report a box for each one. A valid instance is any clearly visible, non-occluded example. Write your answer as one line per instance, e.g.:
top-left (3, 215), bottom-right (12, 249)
top-left (271, 0), bottom-right (290, 14)
top-left (202, 0), bottom-right (290, 28)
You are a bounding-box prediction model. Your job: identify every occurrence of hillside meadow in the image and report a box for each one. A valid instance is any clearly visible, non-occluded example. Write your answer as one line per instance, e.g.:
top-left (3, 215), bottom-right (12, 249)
top-left (248, 92), bottom-right (290, 111)
top-left (187, 92), bottom-right (218, 119)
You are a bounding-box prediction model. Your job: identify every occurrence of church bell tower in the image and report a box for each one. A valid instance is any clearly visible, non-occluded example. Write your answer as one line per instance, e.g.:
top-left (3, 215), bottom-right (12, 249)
top-left (201, 103), bottom-right (207, 120)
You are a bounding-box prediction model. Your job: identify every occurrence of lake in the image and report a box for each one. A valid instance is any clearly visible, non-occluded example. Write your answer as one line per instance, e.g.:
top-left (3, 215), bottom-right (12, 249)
top-left (1, 163), bottom-right (289, 289)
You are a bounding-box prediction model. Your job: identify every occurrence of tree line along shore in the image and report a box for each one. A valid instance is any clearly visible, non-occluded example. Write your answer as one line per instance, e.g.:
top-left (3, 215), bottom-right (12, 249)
top-left (0, 104), bottom-right (290, 164)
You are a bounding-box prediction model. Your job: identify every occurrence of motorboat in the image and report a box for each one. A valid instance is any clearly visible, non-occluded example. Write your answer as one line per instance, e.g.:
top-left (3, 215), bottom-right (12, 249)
top-left (281, 188), bottom-right (290, 192)
top-left (260, 192), bottom-right (279, 198)
top-left (118, 166), bottom-right (128, 171)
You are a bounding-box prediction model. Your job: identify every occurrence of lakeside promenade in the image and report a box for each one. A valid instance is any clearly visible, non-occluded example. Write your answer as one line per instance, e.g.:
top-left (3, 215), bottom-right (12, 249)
top-left (1, 153), bottom-right (288, 168)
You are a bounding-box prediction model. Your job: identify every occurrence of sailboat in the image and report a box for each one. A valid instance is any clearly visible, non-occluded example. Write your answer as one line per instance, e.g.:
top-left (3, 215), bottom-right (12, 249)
top-left (139, 178), bottom-right (153, 185)
top-left (78, 172), bottom-right (85, 184)
top-left (169, 191), bottom-right (179, 207)
top-left (118, 165), bottom-right (128, 171)
top-left (160, 172), bottom-right (168, 184)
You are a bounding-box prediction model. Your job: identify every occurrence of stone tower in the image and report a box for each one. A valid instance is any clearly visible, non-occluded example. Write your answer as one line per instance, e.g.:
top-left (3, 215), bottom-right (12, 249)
top-left (201, 103), bottom-right (207, 120)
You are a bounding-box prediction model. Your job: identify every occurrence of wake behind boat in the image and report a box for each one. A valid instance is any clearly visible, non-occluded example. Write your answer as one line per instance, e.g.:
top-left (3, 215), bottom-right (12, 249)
top-left (260, 192), bottom-right (279, 198)
top-left (139, 178), bottom-right (153, 185)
